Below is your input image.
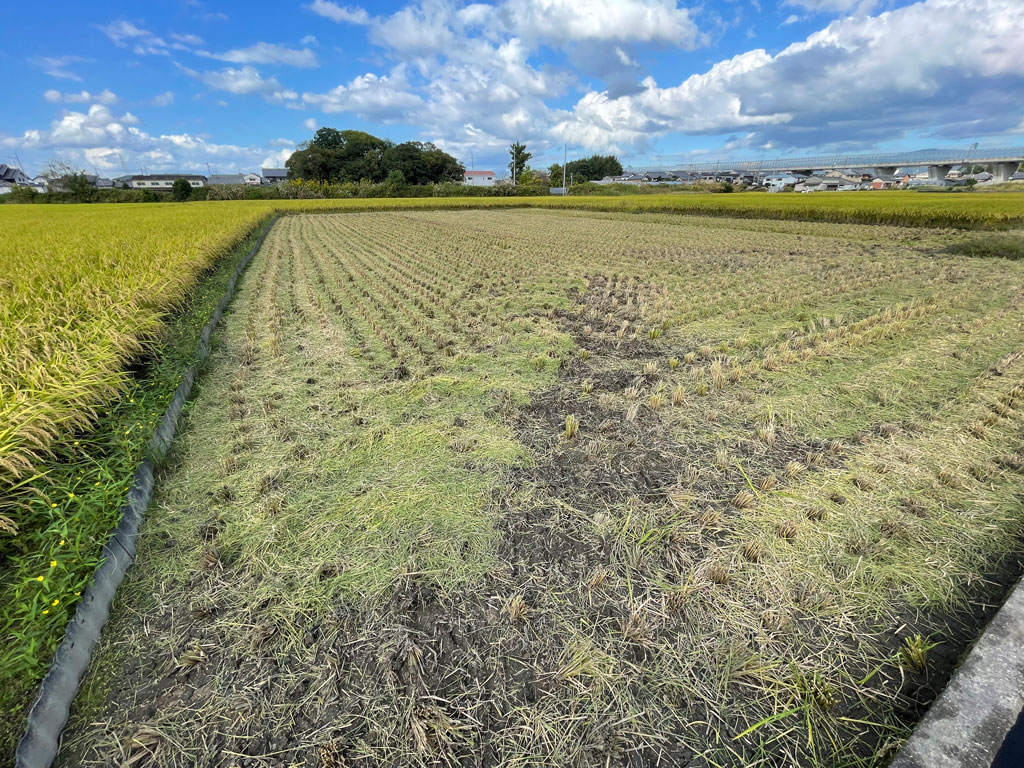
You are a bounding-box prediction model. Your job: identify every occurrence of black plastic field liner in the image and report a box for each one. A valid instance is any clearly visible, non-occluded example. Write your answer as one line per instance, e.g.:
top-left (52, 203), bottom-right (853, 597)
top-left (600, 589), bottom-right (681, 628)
top-left (14, 215), bottom-right (279, 768)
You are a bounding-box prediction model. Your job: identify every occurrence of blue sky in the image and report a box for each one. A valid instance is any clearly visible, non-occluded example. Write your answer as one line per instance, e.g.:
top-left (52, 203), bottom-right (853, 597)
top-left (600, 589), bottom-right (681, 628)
top-left (2, 0), bottom-right (1022, 177)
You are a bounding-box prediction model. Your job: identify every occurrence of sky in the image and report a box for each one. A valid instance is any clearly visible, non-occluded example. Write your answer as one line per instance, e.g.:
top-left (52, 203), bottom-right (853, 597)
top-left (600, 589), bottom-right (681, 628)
top-left (2, 0), bottom-right (1023, 178)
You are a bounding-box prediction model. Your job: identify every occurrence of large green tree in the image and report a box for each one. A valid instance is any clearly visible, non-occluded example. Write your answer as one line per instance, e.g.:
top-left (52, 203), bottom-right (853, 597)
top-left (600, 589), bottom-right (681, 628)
top-left (548, 154), bottom-right (623, 185)
top-left (287, 128), bottom-right (463, 185)
top-left (380, 142), bottom-right (463, 185)
top-left (287, 128), bottom-right (389, 183)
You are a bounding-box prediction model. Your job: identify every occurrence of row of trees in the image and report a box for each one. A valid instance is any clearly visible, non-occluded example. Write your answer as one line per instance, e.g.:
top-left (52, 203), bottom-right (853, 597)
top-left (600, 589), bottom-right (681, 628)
top-left (547, 155), bottom-right (623, 186)
top-left (286, 128), bottom-right (464, 185)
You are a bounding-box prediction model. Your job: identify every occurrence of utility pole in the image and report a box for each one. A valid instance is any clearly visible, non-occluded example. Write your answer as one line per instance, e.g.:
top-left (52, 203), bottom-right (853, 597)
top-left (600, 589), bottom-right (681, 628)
top-left (563, 141), bottom-right (567, 195)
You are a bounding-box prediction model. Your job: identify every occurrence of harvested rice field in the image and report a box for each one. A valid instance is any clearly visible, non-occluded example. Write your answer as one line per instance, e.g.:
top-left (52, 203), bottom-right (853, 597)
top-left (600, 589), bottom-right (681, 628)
top-left (61, 209), bottom-right (1024, 767)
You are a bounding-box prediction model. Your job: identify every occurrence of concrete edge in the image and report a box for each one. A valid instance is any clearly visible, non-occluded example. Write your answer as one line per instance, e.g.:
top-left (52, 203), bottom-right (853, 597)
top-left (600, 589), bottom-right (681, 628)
top-left (890, 575), bottom-right (1024, 768)
top-left (14, 214), bottom-right (279, 768)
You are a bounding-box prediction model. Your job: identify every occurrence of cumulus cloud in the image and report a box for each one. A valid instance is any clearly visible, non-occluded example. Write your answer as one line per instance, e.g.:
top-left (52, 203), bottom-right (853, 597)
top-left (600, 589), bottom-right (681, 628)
top-left (556, 0), bottom-right (1024, 151)
top-left (183, 65), bottom-right (299, 103)
top-left (151, 91), bottom-right (175, 107)
top-left (44, 89), bottom-right (118, 105)
top-left (0, 102), bottom-right (287, 174)
top-left (303, 117), bottom-right (318, 130)
top-left (30, 55), bottom-right (91, 81)
top-left (303, 69), bottom-right (424, 120)
top-left (197, 42), bottom-right (319, 67)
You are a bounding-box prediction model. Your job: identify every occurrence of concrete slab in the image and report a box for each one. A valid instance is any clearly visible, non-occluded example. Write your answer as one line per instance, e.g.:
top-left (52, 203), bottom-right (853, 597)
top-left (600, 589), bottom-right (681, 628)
top-left (891, 577), bottom-right (1024, 768)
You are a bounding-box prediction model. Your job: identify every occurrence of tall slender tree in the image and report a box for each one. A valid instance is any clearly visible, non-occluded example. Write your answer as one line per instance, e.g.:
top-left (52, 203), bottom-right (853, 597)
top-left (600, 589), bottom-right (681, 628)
top-left (508, 142), bottom-right (532, 184)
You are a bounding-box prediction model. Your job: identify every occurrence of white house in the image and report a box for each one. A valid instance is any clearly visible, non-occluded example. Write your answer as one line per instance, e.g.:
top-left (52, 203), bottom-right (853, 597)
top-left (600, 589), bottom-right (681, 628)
top-left (243, 173), bottom-right (263, 186)
top-left (464, 170), bottom-right (496, 187)
top-left (765, 173), bottom-right (804, 192)
top-left (129, 174), bottom-right (206, 189)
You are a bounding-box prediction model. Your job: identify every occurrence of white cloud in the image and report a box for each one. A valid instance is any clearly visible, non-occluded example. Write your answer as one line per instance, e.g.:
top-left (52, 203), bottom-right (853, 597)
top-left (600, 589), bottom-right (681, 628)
top-left (496, 0), bottom-right (704, 47)
top-left (555, 0), bottom-right (1024, 151)
top-left (303, 117), bottom-right (318, 130)
top-left (782, 14), bottom-right (802, 24)
top-left (43, 89), bottom-right (118, 105)
top-left (308, 0), bottom-right (371, 24)
top-left (170, 32), bottom-right (204, 45)
top-left (30, 56), bottom-right (91, 81)
top-left (302, 69), bottom-right (424, 120)
top-left (100, 20), bottom-right (171, 56)
top-left (197, 42), bottom-right (319, 67)
top-left (183, 65), bottom-right (300, 103)
top-left (1, 102), bottom-right (286, 174)
top-left (784, 0), bottom-right (877, 12)
top-left (151, 91), bottom-right (175, 107)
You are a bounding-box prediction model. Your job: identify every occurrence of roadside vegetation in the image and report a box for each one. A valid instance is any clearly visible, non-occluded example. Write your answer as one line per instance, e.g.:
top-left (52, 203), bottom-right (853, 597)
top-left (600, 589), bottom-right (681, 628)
top-left (52, 209), bottom-right (1024, 767)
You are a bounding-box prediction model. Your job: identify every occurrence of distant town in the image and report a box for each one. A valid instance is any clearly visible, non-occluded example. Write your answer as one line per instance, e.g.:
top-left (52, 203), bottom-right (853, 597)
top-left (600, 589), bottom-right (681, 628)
top-left (2, 160), bottom-right (1022, 197)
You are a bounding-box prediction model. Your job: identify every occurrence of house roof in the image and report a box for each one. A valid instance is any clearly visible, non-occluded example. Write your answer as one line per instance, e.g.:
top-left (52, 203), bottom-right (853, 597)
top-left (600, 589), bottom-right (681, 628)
top-left (0, 164), bottom-right (29, 182)
top-left (262, 168), bottom-right (288, 177)
top-left (208, 174), bottom-right (246, 185)
top-left (465, 170), bottom-right (495, 176)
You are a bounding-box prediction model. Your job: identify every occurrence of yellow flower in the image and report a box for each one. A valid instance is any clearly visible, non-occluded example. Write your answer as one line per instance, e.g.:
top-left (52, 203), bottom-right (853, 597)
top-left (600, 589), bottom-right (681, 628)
top-left (75, 591), bottom-right (81, 596)
top-left (50, 503), bottom-right (57, 508)
top-left (42, 610), bottom-right (49, 615)
top-left (68, 493), bottom-right (75, 499)
top-left (59, 539), bottom-right (65, 546)
top-left (50, 560), bottom-right (57, 568)
top-left (35, 576), bottom-right (44, 582)
top-left (51, 599), bottom-right (60, 606)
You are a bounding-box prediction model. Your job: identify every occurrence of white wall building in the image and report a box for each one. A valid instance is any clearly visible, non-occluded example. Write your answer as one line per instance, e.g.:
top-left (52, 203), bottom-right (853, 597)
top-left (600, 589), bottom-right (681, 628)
top-left (464, 170), bottom-right (496, 187)
top-left (129, 174), bottom-right (206, 189)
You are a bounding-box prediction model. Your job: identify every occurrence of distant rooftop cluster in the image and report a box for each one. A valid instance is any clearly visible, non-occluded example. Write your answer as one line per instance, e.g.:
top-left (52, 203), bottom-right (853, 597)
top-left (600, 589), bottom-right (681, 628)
top-left (0, 167), bottom-right (292, 194)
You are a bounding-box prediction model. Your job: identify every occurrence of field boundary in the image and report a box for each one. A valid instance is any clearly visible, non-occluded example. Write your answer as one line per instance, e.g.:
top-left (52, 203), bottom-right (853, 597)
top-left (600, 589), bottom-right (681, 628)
top-left (259, 193), bottom-right (1024, 229)
top-left (891, 575), bottom-right (1024, 767)
top-left (13, 214), bottom-right (279, 768)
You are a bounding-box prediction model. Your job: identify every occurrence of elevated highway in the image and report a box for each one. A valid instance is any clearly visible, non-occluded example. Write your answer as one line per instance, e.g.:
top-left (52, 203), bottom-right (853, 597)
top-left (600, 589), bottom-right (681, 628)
top-left (665, 147), bottom-right (1024, 182)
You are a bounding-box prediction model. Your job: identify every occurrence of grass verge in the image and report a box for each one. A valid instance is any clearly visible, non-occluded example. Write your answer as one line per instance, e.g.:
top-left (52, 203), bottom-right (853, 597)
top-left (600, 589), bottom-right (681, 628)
top-left (0, 215), bottom-right (274, 760)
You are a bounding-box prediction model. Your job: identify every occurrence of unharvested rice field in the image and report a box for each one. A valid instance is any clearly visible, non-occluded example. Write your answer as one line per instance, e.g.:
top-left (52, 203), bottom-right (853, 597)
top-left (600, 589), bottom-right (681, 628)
top-left (50, 208), bottom-right (1024, 767)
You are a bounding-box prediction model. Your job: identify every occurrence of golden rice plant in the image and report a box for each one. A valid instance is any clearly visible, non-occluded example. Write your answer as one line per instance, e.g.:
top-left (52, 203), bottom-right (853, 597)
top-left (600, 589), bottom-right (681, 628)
top-left (0, 203), bottom-right (272, 493)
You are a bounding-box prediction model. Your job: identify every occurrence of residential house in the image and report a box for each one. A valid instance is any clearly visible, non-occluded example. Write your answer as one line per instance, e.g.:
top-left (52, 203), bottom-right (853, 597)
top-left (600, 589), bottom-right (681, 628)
top-left (262, 168), bottom-right (289, 184)
top-left (463, 170), bottom-right (496, 186)
top-left (0, 164), bottom-right (31, 186)
top-left (129, 174), bottom-right (206, 189)
top-left (797, 175), bottom-right (859, 193)
top-left (243, 173), bottom-right (263, 186)
top-left (869, 175), bottom-right (904, 190)
top-left (765, 173), bottom-right (805, 192)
